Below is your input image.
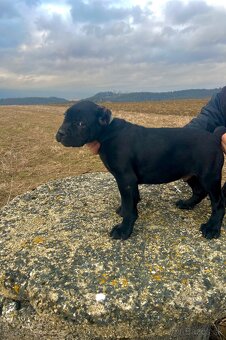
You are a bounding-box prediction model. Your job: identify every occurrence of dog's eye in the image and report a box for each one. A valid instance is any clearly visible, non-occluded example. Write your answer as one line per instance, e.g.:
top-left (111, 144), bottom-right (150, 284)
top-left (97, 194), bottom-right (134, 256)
top-left (73, 121), bottom-right (86, 128)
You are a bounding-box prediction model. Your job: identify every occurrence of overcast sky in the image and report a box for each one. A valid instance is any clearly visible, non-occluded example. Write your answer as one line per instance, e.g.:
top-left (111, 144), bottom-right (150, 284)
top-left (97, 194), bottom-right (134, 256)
top-left (0, 0), bottom-right (226, 99)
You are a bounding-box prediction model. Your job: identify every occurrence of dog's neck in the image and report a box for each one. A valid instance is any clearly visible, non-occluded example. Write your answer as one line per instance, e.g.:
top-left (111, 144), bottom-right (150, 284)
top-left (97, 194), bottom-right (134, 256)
top-left (97, 118), bottom-right (126, 144)
top-left (86, 116), bottom-right (115, 155)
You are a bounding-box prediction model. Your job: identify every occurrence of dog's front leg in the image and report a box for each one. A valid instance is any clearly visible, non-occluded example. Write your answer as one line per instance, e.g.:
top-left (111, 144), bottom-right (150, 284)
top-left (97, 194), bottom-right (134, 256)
top-left (110, 176), bottom-right (138, 240)
top-left (116, 189), bottom-right (140, 217)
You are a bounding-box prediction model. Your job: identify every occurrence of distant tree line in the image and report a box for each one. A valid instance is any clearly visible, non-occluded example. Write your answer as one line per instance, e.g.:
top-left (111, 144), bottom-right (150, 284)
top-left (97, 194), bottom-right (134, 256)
top-left (0, 88), bottom-right (221, 105)
top-left (86, 88), bottom-right (221, 103)
top-left (0, 97), bottom-right (69, 105)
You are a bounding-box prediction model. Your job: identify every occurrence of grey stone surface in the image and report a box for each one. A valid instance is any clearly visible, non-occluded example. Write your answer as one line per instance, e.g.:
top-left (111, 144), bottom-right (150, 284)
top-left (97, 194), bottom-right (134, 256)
top-left (0, 172), bottom-right (225, 339)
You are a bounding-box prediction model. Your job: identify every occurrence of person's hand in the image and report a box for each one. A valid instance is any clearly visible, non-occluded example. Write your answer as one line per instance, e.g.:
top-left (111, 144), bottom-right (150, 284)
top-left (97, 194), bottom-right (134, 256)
top-left (221, 133), bottom-right (226, 154)
top-left (86, 141), bottom-right (101, 154)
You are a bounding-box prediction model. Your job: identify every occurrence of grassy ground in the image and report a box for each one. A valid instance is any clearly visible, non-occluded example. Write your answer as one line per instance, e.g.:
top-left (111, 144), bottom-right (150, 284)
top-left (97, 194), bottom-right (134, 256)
top-left (0, 98), bottom-right (224, 208)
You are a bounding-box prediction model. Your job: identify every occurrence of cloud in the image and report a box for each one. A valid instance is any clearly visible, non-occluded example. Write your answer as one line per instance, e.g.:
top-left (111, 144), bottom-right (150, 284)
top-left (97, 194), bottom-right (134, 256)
top-left (0, 1), bottom-right (32, 49)
top-left (164, 0), bottom-right (211, 24)
top-left (24, 0), bottom-right (41, 6)
top-left (0, 1), bottom-right (20, 19)
top-left (0, 0), bottom-right (226, 98)
top-left (69, 0), bottom-right (146, 24)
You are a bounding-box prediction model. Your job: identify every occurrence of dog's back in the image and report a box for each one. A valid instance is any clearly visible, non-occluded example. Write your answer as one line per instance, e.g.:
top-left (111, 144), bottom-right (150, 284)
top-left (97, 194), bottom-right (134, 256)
top-left (99, 121), bottom-right (224, 185)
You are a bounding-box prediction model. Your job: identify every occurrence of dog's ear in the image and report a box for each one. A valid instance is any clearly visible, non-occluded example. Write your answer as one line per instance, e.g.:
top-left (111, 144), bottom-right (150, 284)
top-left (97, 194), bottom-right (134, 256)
top-left (97, 106), bottom-right (112, 126)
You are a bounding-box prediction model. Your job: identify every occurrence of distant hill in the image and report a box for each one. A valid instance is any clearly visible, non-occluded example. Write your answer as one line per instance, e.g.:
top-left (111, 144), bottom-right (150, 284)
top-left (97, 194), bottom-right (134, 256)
top-left (85, 88), bottom-right (221, 103)
top-left (0, 97), bottom-right (69, 105)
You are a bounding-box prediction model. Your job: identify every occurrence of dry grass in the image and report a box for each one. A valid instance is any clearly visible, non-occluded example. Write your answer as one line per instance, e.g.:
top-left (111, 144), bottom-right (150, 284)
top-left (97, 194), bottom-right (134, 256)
top-left (0, 98), bottom-right (225, 208)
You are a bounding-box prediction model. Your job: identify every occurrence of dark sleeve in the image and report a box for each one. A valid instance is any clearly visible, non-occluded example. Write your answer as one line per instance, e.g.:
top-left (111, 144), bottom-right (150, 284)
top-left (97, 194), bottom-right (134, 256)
top-left (185, 86), bottom-right (226, 132)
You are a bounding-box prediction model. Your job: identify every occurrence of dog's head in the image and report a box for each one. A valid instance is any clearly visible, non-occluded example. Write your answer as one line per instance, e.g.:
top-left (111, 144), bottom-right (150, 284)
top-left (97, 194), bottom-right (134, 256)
top-left (56, 101), bottom-right (112, 147)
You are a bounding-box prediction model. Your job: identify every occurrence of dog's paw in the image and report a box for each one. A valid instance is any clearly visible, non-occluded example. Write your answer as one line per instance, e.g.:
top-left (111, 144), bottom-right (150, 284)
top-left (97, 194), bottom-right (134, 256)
top-left (175, 199), bottom-right (194, 210)
top-left (200, 223), bottom-right (221, 239)
top-left (110, 224), bottom-right (133, 240)
top-left (116, 206), bottom-right (123, 217)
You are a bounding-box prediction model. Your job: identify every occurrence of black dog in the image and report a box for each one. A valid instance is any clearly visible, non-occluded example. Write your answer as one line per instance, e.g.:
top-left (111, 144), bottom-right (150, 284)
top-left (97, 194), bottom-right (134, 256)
top-left (56, 100), bottom-right (225, 240)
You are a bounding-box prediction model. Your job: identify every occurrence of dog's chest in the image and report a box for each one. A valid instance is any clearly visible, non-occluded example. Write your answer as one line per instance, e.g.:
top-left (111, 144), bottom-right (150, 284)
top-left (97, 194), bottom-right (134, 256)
top-left (99, 152), bottom-right (112, 173)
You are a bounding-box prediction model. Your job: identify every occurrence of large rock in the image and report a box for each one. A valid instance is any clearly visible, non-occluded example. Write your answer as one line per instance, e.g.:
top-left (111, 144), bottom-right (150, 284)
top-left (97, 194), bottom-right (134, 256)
top-left (0, 173), bottom-right (225, 339)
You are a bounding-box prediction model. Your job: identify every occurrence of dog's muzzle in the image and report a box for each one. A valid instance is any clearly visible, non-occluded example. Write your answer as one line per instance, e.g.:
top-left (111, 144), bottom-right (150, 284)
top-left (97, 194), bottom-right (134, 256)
top-left (56, 130), bottom-right (73, 146)
top-left (56, 129), bottom-right (86, 147)
top-left (56, 129), bottom-right (65, 143)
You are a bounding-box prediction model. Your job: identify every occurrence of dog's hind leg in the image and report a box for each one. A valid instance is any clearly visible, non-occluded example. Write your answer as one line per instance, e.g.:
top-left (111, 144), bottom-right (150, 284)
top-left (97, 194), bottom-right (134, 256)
top-left (199, 178), bottom-right (225, 239)
top-left (176, 176), bottom-right (207, 210)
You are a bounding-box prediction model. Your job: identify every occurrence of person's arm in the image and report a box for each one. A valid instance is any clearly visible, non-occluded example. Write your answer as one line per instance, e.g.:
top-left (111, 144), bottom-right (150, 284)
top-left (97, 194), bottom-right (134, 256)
top-left (221, 134), bottom-right (226, 153)
top-left (185, 87), bottom-right (226, 132)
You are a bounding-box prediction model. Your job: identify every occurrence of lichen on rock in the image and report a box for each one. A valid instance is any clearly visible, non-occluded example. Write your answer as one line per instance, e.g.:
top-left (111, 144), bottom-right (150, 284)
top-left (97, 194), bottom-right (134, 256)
top-left (0, 172), bottom-right (225, 339)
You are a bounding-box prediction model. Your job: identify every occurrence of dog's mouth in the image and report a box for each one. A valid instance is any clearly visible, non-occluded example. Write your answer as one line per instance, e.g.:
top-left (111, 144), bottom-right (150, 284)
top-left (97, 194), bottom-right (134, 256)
top-left (59, 140), bottom-right (74, 147)
top-left (56, 132), bottom-right (85, 147)
top-left (58, 139), bottom-right (85, 148)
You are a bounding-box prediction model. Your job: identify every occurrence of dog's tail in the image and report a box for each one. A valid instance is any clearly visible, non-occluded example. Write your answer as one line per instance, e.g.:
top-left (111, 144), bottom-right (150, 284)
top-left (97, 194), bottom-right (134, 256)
top-left (213, 126), bottom-right (226, 141)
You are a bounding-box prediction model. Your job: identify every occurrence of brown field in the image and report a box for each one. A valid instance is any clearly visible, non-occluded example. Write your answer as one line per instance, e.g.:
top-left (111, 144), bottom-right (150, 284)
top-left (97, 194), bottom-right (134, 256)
top-left (1, 98), bottom-right (225, 208)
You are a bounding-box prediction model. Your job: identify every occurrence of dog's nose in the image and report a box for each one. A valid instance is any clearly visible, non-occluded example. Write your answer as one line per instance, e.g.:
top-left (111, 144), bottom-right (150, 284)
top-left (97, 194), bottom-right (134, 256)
top-left (56, 129), bottom-right (65, 142)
